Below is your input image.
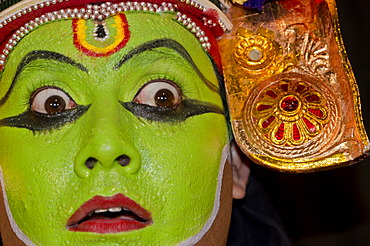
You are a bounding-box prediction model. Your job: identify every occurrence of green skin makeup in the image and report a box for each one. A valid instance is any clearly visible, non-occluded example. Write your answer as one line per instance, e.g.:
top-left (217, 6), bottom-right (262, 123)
top-left (0, 12), bottom-right (228, 245)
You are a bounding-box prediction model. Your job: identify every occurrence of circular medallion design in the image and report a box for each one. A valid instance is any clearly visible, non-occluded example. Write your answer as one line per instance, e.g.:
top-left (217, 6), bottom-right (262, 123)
top-left (242, 73), bottom-right (340, 158)
top-left (234, 34), bottom-right (278, 72)
top-left (254, 79), bottom-right (328, 146)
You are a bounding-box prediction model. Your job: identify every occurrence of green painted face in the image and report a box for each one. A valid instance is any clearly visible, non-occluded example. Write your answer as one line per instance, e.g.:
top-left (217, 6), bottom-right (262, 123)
top-left (0, 12), bottom-right (228, 245)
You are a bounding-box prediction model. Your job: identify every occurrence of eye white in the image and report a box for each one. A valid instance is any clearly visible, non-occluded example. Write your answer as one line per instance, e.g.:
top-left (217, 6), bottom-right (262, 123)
top-left (31, 87), bottom-right (76, 114)
top-left (134, 81), bottom-right (181, 107)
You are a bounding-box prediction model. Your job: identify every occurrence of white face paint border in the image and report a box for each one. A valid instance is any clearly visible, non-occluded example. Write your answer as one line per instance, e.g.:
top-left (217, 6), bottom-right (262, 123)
top-left (179, 143), bottom-right (230, 246)
top-left (0, 166), bottom-right (35, 246)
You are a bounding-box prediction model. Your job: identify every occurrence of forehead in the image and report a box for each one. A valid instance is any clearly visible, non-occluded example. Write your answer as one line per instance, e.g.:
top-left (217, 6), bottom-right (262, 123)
top-left (0, 12), bottom-right (215, 86)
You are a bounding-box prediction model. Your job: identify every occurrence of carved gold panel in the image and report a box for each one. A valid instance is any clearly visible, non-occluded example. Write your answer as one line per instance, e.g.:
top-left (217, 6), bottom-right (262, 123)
top-left (219, 0), bottom-right (369, 172)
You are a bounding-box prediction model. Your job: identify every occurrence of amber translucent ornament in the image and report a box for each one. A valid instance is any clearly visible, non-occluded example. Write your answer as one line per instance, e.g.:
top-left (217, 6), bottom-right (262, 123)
top-left (219, 0), bottom-right (369, 172)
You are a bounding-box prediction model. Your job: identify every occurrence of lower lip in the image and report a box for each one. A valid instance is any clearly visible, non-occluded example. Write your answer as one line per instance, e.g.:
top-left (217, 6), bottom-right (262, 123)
top-left (69, 218), bottom-right (150, 233)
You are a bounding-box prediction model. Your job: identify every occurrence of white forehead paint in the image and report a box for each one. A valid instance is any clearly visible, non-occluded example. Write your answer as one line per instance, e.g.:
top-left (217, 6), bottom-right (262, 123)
top-left (178, 143), bottom-right (230, 246)
top-left (0, 167), bottom-right (35, 246)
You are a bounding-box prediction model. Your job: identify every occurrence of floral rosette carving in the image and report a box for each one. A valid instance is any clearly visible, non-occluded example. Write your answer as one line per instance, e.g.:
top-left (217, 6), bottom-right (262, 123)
top-left (241, 73), bottom-right (340, 160)
top-left (253, 79), bottom-right (329, 146)
top-left (234, 32), bottom-right (277, 71)
top-left (233, 27), bottom-right (296, 79)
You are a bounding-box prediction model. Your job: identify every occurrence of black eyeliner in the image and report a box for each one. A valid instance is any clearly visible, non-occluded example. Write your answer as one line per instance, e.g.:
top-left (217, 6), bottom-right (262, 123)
top-left (0, 105), bottom-right (90, 132)
top-left (121, 99), bottom-right (224, 123)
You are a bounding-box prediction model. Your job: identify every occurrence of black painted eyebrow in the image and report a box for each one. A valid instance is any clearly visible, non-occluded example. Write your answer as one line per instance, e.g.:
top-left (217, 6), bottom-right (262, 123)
top-left (0, 50), bottom-right (88, 106)
top-left (114, 38), bottom-right (219, 93)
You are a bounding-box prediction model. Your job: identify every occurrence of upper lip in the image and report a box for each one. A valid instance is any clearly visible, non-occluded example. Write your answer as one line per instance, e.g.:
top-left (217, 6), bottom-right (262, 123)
top-left (66, 193), bottom-right (152, 233)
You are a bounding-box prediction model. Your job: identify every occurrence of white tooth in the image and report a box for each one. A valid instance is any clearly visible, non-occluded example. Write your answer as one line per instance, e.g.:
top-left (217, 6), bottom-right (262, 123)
top-left (94, 208), bottom-right (108, 213)
top-left (108, 207), bottom-right (122, 213)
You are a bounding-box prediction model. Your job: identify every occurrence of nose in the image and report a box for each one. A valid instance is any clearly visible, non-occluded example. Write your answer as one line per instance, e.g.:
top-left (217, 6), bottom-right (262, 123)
top-left (74, 105), bottom-right (141, 178)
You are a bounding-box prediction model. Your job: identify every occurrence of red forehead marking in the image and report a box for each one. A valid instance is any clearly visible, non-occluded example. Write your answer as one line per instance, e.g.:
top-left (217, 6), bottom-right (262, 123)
top-left (72, 13), bottom-right (130, 57)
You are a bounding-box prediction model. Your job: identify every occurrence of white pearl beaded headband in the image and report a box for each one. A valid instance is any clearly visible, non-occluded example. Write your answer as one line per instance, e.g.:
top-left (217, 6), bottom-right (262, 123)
top-left (0, 0), bottom-right (233, 71)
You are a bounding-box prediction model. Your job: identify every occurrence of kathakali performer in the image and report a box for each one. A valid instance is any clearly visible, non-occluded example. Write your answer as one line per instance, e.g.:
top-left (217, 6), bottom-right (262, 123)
top-left (0, 0), bottom-right (368, 245)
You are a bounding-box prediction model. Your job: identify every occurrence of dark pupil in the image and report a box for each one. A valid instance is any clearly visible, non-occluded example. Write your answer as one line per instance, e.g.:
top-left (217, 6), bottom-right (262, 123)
top-left (45, 95), bottom-right (66, 114)
top-left (155, 89), bottom-right (175, 107)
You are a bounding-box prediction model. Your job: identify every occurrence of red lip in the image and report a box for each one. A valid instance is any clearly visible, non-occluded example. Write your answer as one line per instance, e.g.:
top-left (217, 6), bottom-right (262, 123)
top-left (66, 193), bottom-right (152, 233)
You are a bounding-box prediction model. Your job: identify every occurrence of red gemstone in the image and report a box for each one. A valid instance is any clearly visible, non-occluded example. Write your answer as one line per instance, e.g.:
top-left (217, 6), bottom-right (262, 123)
top-left (281, 96), bottom-right (299, 112)
top-left (293, 123), bottom-right (301, 140)
top-left (257, 105), bottom-right (273, 111)
top-left (308, 108), bottom-right (324, 118)
top-left (275, 123), bottom-right (285, 140)
top-left (266, 90), bottom-right (277, 98)
top-left (303, 117), bottom-right (317, 133)
top-left (295, 84), bottom-right (306, 93)
top-left (262, 116), bottom-right (275, 128)
top-left (280, 83), bottom-right (289, 92)
top-left (305, 95), bottom-right (320, 102)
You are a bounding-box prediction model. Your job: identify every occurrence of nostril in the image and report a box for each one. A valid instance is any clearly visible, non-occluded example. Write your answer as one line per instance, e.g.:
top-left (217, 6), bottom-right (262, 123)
top-left (85, 157), bottom-right (98, 169)
top-left (116, 155), bottom-right (130, 167)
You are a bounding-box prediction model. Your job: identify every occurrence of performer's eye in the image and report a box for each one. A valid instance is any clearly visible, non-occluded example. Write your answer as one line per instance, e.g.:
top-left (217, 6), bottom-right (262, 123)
top-left (133, 80), bottom-right (182, 108)
top-left (121, 79), bottom-right (223, 123)
top-left (31, 87), bottom-right (77, 114)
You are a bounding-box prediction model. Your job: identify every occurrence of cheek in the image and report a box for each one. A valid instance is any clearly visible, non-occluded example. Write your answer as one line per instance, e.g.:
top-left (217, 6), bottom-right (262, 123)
top-left (137, 115), bottom-right (227, 178)
top-left (0, 127), bottom-right (78, 238)
top-left (134, 115), bottom-right (228, 228)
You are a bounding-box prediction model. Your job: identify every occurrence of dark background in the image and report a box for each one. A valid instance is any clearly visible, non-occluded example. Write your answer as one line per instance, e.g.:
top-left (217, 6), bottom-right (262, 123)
top-left (252, 0), bottom-right (370, 245)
